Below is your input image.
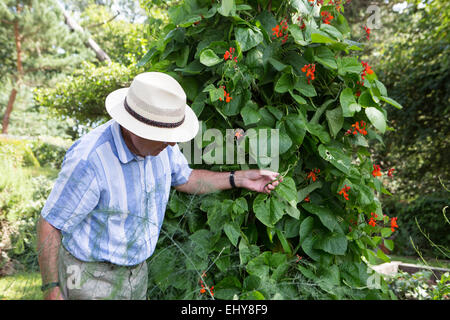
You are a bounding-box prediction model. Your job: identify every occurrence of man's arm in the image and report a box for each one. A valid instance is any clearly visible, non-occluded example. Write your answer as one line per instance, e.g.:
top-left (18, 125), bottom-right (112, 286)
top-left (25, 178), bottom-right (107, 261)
top-left (36, 216), bottom-right (64, 300)
top-left (174, 169), bottom-right (282, 194)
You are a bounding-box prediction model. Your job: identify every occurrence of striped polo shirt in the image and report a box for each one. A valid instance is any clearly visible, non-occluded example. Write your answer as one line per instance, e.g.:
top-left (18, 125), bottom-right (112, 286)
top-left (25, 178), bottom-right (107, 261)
top-left (40, 119), bottom-right (193, 266)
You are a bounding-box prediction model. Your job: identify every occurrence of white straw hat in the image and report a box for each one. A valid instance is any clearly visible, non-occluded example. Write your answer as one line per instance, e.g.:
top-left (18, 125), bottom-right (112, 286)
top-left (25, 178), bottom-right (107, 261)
top-left (105, 72), bottom-right (199, 143)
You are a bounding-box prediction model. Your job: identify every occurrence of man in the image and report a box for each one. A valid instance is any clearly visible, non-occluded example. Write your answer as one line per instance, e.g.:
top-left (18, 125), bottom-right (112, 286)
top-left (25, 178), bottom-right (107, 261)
top-left (37, 72), bottom-right (282, 300)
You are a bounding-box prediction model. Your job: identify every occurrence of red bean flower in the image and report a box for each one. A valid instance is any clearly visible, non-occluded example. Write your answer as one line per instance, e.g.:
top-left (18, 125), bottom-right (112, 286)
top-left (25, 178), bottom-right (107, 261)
top-left (364, 26), bottom-right (371, 40)
top-left (321, 11), bottom-right (334, 24)
top-left (302, 64), bottom-right (316, 84)
top-left (372, 164), bottom-right (382, 177)
top-left (338, 185), bottom-right (351, 201)
top-left (390, 217), bottom-right (399, 232)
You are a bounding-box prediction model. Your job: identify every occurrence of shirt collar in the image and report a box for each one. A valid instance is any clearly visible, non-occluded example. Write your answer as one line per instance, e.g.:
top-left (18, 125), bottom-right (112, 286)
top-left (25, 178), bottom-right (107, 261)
top-left (111, 120), bottom-right (136, 164)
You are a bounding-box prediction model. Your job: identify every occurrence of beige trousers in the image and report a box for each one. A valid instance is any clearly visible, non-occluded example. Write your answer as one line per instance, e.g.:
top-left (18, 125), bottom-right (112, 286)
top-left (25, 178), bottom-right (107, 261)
top-left (57, 245), bottom-right (148, 300)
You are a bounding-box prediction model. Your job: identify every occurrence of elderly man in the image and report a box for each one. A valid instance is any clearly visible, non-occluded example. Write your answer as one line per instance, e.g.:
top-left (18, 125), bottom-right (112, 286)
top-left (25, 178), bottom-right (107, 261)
top-left (37, 72), bottom-right (282, 300)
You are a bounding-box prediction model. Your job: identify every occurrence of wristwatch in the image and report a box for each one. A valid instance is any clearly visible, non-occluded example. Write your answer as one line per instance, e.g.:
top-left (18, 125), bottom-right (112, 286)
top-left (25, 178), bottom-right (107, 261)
top-left (229, 171), bottom-right (236, 188)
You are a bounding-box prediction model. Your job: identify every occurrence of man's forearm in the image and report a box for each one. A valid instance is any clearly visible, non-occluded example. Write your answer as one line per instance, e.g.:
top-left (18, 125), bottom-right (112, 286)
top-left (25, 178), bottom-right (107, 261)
top-left (174, 169), bottom-right (244, 194)
top-left (36, 216), bottom-right (62, 285)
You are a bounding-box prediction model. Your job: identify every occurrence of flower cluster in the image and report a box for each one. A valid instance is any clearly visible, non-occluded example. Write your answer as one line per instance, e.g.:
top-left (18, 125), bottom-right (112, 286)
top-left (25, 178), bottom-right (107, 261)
top-left (338, 184), bottom-right (351, 201)
top-left (345, 120), bottom-right (368, 136)
top-left (361, 61), bottom-right (374, 81)
top-left (199, 271), bottom-right (214, 297)
top-left (301, 64), bottom-right (316, 84)
top-left (219, 86), bottom-right (232, 103)
top-left (321, 11), bottom-right (334, 24)
top-left (368, 212), bottom-right (378, 227)
top-left (307, 168), bottom-right (320, 182)
top-left (224, 47), bottom-right (238, 62)
top-left (272, 19), bottom-right (289, 44)
top-left (329, 0), bottom-right (344, 12)
top-left (363, 26), bottom-right (371, 40)
top-left (390, 217), bottom-right (399, 232)
top-left (297, 16), bottom-right (306, 29)
top-left (372, 164), bottom-right (382, 177)
top-left (388, 168), bottom-right (395, 177)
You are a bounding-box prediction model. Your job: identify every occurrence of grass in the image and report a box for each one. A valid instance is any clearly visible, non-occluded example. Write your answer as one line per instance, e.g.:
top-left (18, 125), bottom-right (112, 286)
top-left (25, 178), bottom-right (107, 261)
top-left (0, 272), bottom-right (43, 300)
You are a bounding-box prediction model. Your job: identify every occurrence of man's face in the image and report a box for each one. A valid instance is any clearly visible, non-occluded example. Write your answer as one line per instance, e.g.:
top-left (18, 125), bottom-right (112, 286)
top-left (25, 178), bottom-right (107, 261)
top-left (121, 126), bottom-right (176, 157)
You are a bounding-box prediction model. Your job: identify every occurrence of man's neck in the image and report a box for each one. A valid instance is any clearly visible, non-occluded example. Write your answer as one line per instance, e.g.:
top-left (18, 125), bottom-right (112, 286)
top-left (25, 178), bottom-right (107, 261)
top-left (120, 126), bottom-right (144, 157)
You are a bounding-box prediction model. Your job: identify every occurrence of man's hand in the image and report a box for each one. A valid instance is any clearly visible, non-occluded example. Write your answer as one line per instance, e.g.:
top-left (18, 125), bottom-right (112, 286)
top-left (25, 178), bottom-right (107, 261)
top-left (235, 169), bottom-right (283, 194)
top-left (44, 286), bottom-right (64, 300)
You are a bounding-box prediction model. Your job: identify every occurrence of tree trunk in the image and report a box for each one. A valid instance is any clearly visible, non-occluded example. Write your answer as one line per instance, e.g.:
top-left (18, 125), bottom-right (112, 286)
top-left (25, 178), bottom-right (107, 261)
top-left (56, 2), bottom-right (111, 63)
top-left (2, 88), bottom-right (18, 134)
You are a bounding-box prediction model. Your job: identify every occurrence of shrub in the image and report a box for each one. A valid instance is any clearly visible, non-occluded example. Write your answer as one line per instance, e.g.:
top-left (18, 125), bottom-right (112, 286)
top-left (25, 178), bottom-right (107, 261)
top-left (139, 0), bottom-right (404, 300)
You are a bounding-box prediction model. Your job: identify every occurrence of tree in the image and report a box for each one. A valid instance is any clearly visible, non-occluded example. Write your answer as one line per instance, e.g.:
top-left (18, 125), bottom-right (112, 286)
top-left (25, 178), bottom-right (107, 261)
top-left (0, 0), bottom-right (94, 134)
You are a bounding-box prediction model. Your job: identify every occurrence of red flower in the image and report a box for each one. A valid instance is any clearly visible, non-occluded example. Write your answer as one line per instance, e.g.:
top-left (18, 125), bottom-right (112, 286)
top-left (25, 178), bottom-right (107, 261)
top-left (364, 26), bottom-right (371, 40)
top-left (302, 64), bottom-right (316, 84)
top-left (304, 195), bottom-right (310, 202)
top-left (272, 19), bottom-right (289, 43)
top-left (368, 217), bottom-right (377, 227)
top-left (372, 164), bottom-right (382, 177)
top-left (338, 185), bottom-right (351, 200)
top-left (321, 11), bottom-right (334, 24)
top-left (361, 61), bottom-right (374, 80)
top-left (390, 217), bottom-right (399, 232)
top-left (224, 47), bottom-right (237, 62)
top-left (306, 168), bottom-right (320, 182)
top-left (351, 120), bottom-right (368, 136)
top-left (388, 168), bottom-right (395, 177)
top-left (219, 86), bottom-right (233, 103)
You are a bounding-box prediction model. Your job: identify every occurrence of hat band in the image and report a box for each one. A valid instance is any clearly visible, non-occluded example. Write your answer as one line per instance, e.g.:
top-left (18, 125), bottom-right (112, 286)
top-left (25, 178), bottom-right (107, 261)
top-left (124, 98), bottom-right (185, 128)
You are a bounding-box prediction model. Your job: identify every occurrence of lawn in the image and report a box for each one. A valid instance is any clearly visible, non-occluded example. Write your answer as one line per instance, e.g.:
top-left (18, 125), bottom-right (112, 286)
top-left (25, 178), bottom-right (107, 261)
top-left (0, 272), bottom-right (42, 300)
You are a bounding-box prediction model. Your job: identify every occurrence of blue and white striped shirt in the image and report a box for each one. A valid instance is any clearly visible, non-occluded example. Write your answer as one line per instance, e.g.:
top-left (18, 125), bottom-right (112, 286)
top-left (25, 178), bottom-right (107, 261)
top-left (41, 119), bottom-right (193, 266)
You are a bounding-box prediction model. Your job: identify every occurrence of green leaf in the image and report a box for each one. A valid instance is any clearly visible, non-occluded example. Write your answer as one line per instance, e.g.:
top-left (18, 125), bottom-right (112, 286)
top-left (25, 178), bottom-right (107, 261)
top-left (314, 46), bottom-right (337, 69)
top-left (365, 107), bottom-right (386, 133)
top-left (224, 222), bottom-right (241, 247)
top-left (253, 194), bottom-right (284, 227)
top-left (340, 88), bottom-right (360, 117)
top-left (337, 57), bottom-right (363, 76)
top-left (384, 239), bottom-right (394, 251)
top-left (218, 0), bottom-right (235, 16)
top-left (380, 96), bottom-right (403, 109)
top-left (289, 24), bottom-right (309, 46)
top-left (320, 24), bottom-right (343, 40)
top-left (300, 216), bottom-right (314, 240)
top-left (326, 107), bottom-right (344, 138)
top-left (381, 228), bottom-right (393, 238)
top-left (376, 248), bottom-right (391, 263)
top-left (301, 234), bottom-right (321, 261)
top-left (318, 143), bottom-right (351, 175)
top-left (275, 72), bottom-right (296, 93)
top-left (199, 49), bottom-right (222, 67)
top-left (302, 203), bottom-right (339, 232)
top-left (241, 101), bottom-right (261, 125)
top-left (285, 113), bottom-right (307, 145)
top-left (314, 232), bottom-right (348, 255)
top-left (276, 229), bottom-right (292, 254)
top-left (297, 181), bottom-right (323, 202)
top-left (275, 176), bottom-right (297, 207)
top-left (295, 77), bottom-right (317, 97)
top-left (306, 122), bottom-right (331, 144)
top-left (235, 27), bottom-right (264, 52)
top-left (310, 29), bottom-right (337, 44)
top-left (289, 91), bottom-right (307, 105)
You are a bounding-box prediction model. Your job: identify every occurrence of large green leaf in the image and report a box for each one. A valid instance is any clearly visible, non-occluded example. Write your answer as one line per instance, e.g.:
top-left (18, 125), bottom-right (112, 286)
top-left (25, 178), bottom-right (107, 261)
top-left (295, 77), bottom-right (317, 97)
top-left (340, 88), bottom-right (361, 117)
top-left (297, 181), bottom-right (323, 202)
top-left (318, 143), bottom-right (352, 175)
top-left (302, 203), bottom-right (339, 232)
top-left (326, 107), bottom-right (344, 138)
top-left (380, 96), bottom-right (403, 109)
top-left (218, 0), bottom-right (235, 16)
top-left (275, 72), bottom-right (296, 93)
top-left (224, 222), bottom-right (241, 247)
top-left (241, 101), bottom-right (261, 125)
top-left (253, 194), bottom-right (284, 227)
top-left (300, 216), bottom-right (314, 240)
top-left (314, 46), bottom-right (337, 69)
top-left (235, 27), bottom-right (264, 52)
top-left (275, 176), bottom-right (297, 207)
top-left (314, 232), bottom-right (348, 255)
top-left (199, 49), bottom-right (222, 67)
top-left (365, 107), bottom-right (386, 133)
top-left (284, 113), bottom-right (307, 145)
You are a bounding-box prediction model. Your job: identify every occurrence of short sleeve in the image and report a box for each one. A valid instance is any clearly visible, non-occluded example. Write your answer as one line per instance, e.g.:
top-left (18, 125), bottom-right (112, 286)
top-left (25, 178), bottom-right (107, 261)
top-left (168, 144), bottom-right (193, 187)
top-left (40, 154), bottom-right (100, 233)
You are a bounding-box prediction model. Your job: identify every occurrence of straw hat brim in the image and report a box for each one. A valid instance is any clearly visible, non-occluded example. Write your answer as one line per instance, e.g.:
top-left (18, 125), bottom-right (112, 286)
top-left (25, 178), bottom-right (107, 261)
top-left (105, 88), bottom-right (199, 143)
